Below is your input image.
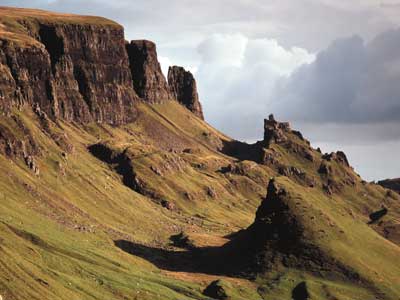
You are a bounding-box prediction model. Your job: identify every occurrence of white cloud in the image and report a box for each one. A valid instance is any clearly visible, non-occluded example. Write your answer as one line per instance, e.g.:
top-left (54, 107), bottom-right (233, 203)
top-left (194, 33), bottom-right (315, 141)
top-left (158, 56), bottom-right (172, 78)
top-left (197, 33), bottom-right (248, 67)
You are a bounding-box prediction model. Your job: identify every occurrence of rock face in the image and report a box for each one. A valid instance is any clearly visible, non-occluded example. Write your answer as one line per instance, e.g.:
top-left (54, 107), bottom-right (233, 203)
top-left (125, 40), bottom-right (171, 103)
top-left (0, 9), bottom-right (206, 125)
top-left (322, 151), bottom-right (350, 167)
top-left (0, 17), bottom-right (139, 125)
top-left (263, 114), bottom-right (291, 146)
top-left (168, 66), bottom-right (204, 119)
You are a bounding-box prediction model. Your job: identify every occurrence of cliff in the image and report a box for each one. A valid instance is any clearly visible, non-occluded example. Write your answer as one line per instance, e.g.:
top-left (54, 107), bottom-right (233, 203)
top-left (168, 65), bottom-right (204, 119)
top-left (126, 40), bottom-right (171, 103)
top-left (0, 7), bottom-right (140, 125)
top-left (0, 7), bottom-right (207, 126)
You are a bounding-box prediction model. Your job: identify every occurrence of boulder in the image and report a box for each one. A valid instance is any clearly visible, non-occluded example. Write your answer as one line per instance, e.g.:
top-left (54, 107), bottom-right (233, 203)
top-left (203, 280), bottom-right (230, 300)
top-left (369, 207), bottom-right (388, 223)
top-left (292, 282), bottom-right (310, 300)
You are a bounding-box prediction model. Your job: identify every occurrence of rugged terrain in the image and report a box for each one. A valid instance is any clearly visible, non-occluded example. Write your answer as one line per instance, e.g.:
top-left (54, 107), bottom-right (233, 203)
top-left (379, 178), bottom-right (400, 194)
top-left (0, 7), bottom-right (399, 300)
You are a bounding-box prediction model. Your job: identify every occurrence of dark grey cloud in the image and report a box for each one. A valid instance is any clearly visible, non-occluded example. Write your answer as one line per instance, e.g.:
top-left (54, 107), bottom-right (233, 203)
top-left (272, 29), bottom-right (400, 124)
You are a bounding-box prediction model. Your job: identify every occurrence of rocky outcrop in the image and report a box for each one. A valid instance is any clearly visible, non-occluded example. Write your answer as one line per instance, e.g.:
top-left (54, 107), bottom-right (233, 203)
top-left (378, 178), bottom-right (400, 194)
top-left (263, 114), bottom-right (291, 147)
top-left (251, 179), bottom-right (305, 253)
top-left (168, 66), bottom-right (204, 119)
top-left (322, 151), bottom-right (350, 167)
top-left (278, 165), bottom-right (315, 187)
top-left (0, 17), bottom-right (139, 125)
top-left (220, 179), bottom-right (361, 279)
top-left (88, 143), bottom-right (162, 201)
top-left (292, 282), bottom-right (310, 300)
top-left (369, 207), bottom-right (388, 223)
top-left (126, 40), bottom-right (171, 103)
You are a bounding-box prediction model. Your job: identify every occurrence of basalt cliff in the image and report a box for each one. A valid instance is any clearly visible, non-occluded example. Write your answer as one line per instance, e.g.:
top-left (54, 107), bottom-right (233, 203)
top-left (0, 7), bottom-right (201, 125)
top-left (0, 7), bottom-right (399, 300)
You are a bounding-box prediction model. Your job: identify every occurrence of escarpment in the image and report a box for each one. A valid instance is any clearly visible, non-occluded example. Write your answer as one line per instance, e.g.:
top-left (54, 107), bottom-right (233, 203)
top-left (126, 40), bottom-right (171, 103)
top-left (0, 8), bottom-right (208, 126)
top-left (0, 14), bottom-right (139, 124)
top-left (168, 66), bottom-right (204, 119)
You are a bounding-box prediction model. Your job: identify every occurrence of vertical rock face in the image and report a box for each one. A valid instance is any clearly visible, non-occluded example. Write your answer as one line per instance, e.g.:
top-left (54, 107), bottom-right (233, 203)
top-left (125, 40), bottom-right (171, 103)
top-left (0, 10), bottom-right (205, 124)
top-left (0, 40), bottom-right (53, 115)
top-left (0, 16), bottom-right (139, 125)
top-left (263, 114), bottom-right (291, 146)
top-left (40, 24), bottom-right (139, 125)
top-left (168, 66), bottom-right (204, 119)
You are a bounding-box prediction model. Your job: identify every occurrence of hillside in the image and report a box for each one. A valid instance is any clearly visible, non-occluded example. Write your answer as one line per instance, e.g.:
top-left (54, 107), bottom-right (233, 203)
top-left (379, 178), bottom-right (400, 194)
top-left (0, 7), bottom-right (399, 300)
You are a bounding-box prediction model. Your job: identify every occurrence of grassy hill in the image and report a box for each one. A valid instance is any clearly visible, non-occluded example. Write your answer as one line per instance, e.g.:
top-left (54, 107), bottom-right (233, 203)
top-left (0, 100), bottom-right (399, 300)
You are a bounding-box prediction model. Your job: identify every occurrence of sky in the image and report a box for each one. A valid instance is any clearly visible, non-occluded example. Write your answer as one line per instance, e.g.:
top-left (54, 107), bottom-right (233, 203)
top-left (2, 0), bottom-right (400, 181)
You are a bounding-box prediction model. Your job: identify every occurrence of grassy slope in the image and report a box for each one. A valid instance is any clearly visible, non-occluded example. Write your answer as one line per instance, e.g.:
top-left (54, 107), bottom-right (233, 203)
top-left (0, 103), bottom-right (267, 300)
top-left (0, 101), bottom-right (399, 300)
top-left (262, 177), bottom-right (400, 299)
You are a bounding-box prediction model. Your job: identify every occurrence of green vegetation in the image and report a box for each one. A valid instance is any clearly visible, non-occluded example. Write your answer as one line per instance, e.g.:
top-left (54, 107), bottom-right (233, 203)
top-left (0, 100), bottom-right (399, 300)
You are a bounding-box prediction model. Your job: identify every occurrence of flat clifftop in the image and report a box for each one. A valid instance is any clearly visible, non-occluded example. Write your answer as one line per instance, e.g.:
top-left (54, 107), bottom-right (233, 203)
top-left (0, 6), bottom-right (120, 26)
top-left (0, 6), bottom-right (121, 45)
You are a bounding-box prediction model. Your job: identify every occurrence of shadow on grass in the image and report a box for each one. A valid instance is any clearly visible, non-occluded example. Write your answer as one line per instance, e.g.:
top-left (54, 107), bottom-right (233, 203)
top-left (114, 239), bottom-right (221, 274)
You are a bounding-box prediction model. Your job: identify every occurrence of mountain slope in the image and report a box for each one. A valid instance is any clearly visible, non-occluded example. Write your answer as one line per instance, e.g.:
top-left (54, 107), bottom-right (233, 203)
top-left (379, 178), bottom-right (400, 194)
top-left (0, 7), bottom-right (399, 300)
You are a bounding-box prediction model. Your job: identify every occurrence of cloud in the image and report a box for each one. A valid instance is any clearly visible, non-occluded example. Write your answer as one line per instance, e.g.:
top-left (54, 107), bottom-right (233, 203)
top-left (3, 0), bottom-right (400, 51)
top-left (194, 33), bottom-right (315, 141)
top-left (271, 29), bottom-right (400, 125)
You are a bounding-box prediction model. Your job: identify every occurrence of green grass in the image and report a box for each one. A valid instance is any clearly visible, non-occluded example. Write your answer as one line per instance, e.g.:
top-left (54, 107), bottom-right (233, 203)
top-left (0, 101), bottom-right (399, 299)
